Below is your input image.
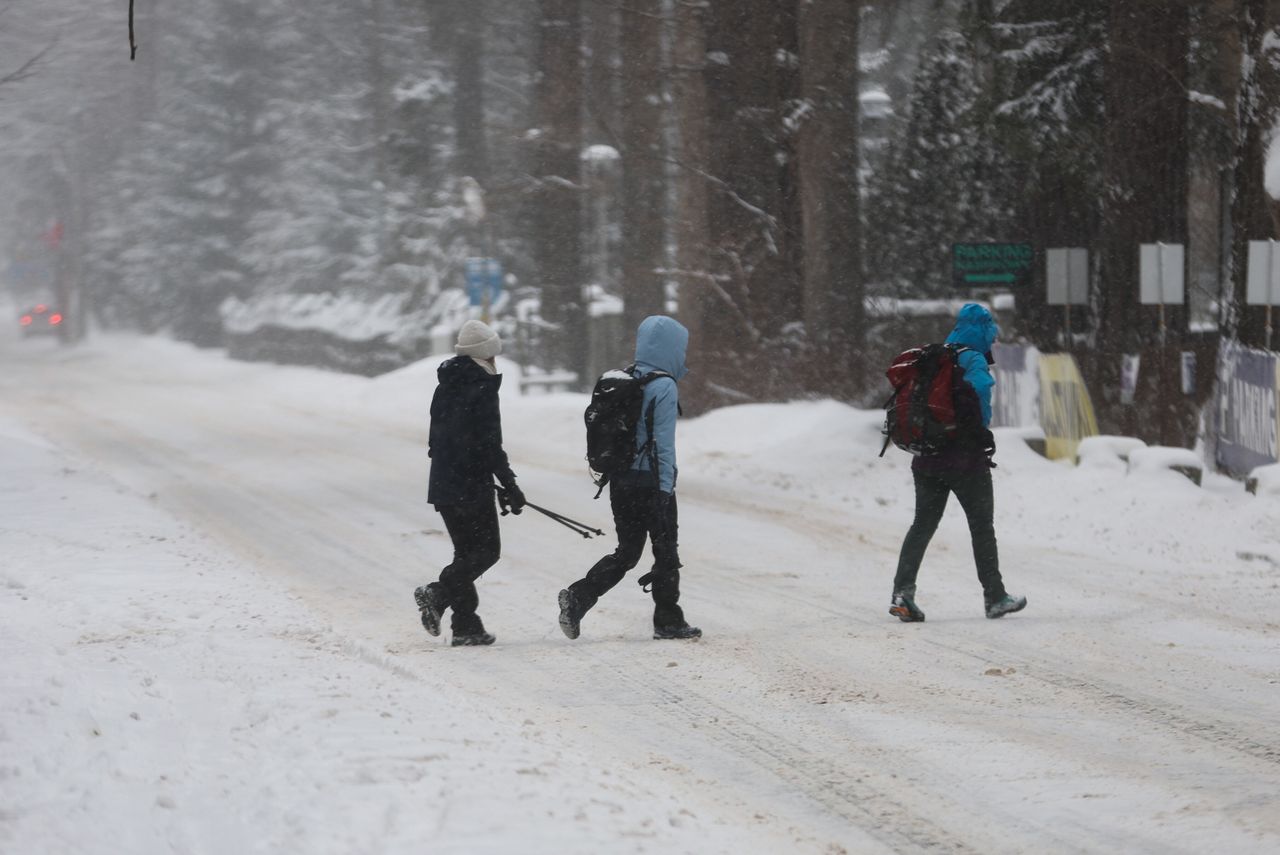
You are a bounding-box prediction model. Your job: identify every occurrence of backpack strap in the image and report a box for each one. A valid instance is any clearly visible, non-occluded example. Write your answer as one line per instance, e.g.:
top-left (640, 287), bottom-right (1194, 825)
top-left (637, 370), bottom-right (672, 489)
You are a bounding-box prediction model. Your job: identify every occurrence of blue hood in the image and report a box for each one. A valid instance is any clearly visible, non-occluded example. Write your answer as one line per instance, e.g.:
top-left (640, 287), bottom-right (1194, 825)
top-left (634, 315), bottom-right (689, 380)
top-left (945, 303), bottom-right (999, 353)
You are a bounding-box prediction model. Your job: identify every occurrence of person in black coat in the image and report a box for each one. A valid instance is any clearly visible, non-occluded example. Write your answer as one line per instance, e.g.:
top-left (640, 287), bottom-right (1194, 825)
top-left (414, 320), bottom-right (525, 646)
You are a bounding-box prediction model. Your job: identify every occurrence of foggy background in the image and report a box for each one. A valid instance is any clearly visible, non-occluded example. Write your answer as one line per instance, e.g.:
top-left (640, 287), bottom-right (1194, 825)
top-left (2, 0), bottom-right (1279, 436)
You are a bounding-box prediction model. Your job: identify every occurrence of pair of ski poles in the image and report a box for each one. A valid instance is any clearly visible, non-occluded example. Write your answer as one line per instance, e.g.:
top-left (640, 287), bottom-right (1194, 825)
top-left (497, 486), bottom-right (604, 539)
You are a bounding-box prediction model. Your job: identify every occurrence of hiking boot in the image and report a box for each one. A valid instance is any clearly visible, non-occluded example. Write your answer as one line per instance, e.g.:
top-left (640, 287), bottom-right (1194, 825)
top-left (889, 593), bottom-right (926, 622)
top-left (985, 594), bottom-right (1027, 619)
top-left (451, 631), bottom-right (496, 647)
top-left (414, 584), bottom-right (446, 637)
top-left (558, 589), bottom-right (581, 640)
top-left (653, 623), bottom-right (702, 640)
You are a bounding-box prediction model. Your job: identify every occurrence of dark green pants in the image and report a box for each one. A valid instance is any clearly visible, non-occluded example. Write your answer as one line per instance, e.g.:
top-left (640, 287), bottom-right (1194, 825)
top-left (893, 468), bottom-right (1006, 604)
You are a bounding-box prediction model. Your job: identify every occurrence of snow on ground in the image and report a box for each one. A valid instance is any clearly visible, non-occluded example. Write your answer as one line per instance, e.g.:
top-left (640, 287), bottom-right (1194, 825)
top-left (2, 330), bottom-right (1279, 854)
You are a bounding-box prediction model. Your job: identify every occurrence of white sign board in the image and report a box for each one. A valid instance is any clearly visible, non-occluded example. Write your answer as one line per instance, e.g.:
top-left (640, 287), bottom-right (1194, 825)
top-left (1139, 243), bottom-right (1185, 305)
top-left (1046, 247), bottom-right (1088, 306)
top-left (1246, 240), bottom-right (1280, 306)
top-left (1120, 353), bottom-right (1140, 405)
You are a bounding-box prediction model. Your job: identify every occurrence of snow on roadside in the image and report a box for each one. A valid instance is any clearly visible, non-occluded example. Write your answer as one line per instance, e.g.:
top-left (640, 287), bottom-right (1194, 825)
top-left (0, 414), bottom-right (753, 855)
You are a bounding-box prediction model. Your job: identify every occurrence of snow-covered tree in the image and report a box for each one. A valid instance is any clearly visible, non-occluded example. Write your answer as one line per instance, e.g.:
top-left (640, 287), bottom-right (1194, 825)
top-left (866, 15), bottom-right (1017, 297)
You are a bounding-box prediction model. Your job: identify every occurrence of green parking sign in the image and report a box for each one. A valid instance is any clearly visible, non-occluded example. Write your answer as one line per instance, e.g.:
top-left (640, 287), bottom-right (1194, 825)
top-left (952, 242), bottom-right (1034, 288)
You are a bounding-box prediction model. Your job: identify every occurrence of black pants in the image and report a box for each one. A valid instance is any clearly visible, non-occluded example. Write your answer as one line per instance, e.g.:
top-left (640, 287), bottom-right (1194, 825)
top-left (568, 475), bottom-right (685, 627)
top-left (893, 468), bottom-right (1006, 604)
top-left (431, 500), bottom-right (501, 635)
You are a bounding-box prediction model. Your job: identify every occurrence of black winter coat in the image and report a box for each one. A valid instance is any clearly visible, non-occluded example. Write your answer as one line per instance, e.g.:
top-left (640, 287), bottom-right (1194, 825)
top-left (427, 357), bottom-right (517, 506)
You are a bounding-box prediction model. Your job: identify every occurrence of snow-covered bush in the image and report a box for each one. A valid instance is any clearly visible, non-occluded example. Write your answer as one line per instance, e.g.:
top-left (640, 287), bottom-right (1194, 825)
top-left (1127, 446), bottom-right (1203, 486)
top-left (1076, 435), bottom-right (1147, 469)
top-left (1246, 463), bottom-right (1280, 496)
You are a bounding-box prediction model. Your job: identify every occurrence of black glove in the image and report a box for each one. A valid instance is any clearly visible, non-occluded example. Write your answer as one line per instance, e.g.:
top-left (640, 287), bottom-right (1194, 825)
top-left (497, 483), bottom-right (526, 515)
top-left (651, 491), bottom-right (674, 542)
top-left (979, 428), bottom-right (997, 466)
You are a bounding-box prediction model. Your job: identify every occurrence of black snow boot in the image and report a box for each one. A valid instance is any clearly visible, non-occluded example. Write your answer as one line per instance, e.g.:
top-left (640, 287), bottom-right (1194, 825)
top-left (889, 592), bottom-right (926, 623)
top-left (558, 589), bottom-right (582, 640)
top-left (985, 594), bottom-right (1027, 619)
top-left (451, 631), bottom-right (496, 647)
top-left (448, 632), bottom-right (491, 645)
top-left (414, 584), bottom-right (446, 637)
top-left (653, 622), bottom-right (701, 640)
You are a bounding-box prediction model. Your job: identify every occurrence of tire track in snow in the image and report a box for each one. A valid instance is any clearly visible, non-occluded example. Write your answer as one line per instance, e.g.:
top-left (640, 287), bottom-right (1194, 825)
top-left (11, 370), bottom-right (1279, 851)
top-left (717, 564), bottom-right (1280, 772)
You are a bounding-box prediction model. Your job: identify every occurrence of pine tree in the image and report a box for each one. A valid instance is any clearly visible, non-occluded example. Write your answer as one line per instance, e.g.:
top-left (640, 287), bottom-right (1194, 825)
top-left (867, 18), bottom-right (1016, 298)
top-left (993, 0), bottom-right (1106, 344)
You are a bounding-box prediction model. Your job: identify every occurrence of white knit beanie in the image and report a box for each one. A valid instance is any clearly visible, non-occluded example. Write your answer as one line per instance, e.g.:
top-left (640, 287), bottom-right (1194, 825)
top-left (454, 319), bottom-right (502, 359)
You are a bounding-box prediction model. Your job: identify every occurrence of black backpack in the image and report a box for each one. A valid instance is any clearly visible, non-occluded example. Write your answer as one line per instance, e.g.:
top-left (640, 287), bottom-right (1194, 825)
top-left (879, 343), bottom-right (971, 457)
top-left (585, 366), bottom-right (670, 496)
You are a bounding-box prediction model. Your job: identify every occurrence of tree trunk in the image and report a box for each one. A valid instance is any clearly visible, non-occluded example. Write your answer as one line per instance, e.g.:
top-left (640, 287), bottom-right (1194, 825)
top-left (584, 0), bottom-right (620, 145)
top-left (701, 0), bottom-right (798, 401)
top-left (620, 0), bottom-right (666, 333)
top-left (1095, 0), bottom-right (1190, 433)
top-left (672, 0), bottom-right (713, 411)
top-left (1224, 0), bottom-right (1280, 347)
top-left (532, 0), bottom-right (587, 380)
top-left (452, 0), bottom-right (489, 185)
top-left (796, 0), bottom-right (862, 397)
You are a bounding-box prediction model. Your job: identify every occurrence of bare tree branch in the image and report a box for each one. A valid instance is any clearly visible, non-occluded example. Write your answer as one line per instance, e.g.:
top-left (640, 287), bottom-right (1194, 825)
top-left (0, 42), bottom-right (55, 88)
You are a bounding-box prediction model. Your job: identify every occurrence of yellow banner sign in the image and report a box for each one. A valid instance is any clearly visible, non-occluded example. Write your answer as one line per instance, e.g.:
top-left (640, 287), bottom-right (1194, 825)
top-left (1038, 354), bottom-right (1099, 460)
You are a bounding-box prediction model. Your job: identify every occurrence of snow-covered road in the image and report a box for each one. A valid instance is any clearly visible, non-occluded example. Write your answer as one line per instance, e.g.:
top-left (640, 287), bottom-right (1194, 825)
top-left (2, 333), bottom-right (1278, 854)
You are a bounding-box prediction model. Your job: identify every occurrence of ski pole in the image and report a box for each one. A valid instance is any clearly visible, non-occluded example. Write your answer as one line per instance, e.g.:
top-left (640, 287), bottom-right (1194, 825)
top-left (525, 502), bottom-right (606, 538)
top-left (494, 485), bottom-right (604, 537)
top-left (516, 504), bottom-right (596, 538)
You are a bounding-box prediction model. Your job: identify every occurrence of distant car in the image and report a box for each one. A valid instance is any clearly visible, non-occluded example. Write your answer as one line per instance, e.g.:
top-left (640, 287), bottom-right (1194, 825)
top-left (20, 304), bottom-right (64, 337)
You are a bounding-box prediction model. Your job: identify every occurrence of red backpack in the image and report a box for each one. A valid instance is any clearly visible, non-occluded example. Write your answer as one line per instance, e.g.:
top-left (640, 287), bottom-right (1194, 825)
top-left (879, 343), bottom-right (971, 457)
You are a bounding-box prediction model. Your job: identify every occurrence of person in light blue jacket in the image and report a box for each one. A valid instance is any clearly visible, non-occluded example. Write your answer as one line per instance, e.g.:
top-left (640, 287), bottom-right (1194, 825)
top-left (558, 316), bottom-right (702, 641)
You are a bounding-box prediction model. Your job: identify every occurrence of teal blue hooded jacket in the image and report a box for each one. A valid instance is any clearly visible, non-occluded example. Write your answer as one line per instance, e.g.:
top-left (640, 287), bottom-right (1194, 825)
top-left (944, 303), bottom-right (999, 427)
top-left (630, 315), bottom-right (688, 494)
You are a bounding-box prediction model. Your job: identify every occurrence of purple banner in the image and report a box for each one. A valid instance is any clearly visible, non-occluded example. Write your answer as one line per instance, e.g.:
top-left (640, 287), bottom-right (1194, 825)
top-left (1215, 341), bottom-right (1278, 477)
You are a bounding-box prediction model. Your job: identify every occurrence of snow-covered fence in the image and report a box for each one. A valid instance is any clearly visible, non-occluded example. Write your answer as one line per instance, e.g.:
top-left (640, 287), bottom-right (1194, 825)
top-left (221, 289), bottom-right (507, 377)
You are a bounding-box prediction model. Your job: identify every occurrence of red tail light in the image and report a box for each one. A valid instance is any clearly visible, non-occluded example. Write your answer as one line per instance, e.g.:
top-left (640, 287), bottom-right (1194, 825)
top-left (34, 304), bottom-right (47, 313)
top-left (20, 315), bottom-right (32, 326)
top-left (49, 314), bottom-right (63, 325)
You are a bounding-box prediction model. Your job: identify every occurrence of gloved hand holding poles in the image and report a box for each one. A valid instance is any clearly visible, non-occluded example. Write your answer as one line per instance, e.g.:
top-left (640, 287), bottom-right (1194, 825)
top-left (497, 480), bottom-right (526, 515)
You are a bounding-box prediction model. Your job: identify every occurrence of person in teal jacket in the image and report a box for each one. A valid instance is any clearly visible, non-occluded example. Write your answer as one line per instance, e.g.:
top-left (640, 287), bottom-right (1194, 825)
top-left (946, 302), bottom-right (998, 426)
top-left (890, 303), bottom-right (1027, 622)
top-left (558, 316), bottom-right (702, 641)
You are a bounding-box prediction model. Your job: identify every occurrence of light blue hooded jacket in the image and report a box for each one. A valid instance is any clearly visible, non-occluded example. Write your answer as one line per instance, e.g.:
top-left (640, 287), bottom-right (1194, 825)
top-left (630, 315), bottom-right (688, 494)
top-left (944, 303), bottom-right (999, 427)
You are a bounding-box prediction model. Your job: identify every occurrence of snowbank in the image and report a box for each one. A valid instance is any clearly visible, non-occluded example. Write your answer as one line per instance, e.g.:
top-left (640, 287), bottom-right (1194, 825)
top-left (1076, 435), bottom-right (1147, 469)
top-left (1247, 461), bottom-right (1280, 495)
top-left (1127, 445), bottom-right (1204, 485)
